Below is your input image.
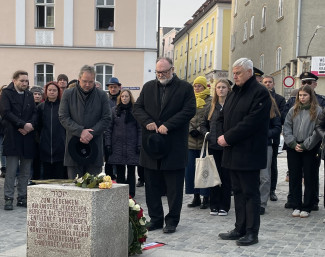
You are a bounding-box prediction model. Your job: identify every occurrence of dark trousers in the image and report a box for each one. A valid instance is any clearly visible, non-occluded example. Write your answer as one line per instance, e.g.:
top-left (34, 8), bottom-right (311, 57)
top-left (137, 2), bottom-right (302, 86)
top-left (230, 169), bottom-right (260, 235)
top-left (287, 146), bottom-right (319, 212)
top-left (137, 165), bottom-right (145, 183)
top-left (144, 167), bottom-right (185, 227)
top-left (42, 161), bottom-right (65, 179)
top-left (270, 144), bottom-right (279, 191)
top-left (116, 164), bottom-right (136, 198)
top-left (209, 149), bottom-right (231, 212)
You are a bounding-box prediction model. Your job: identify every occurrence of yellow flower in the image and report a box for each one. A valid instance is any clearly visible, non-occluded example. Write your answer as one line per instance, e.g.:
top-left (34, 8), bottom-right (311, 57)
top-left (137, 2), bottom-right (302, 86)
top-left (103, 176), bottom-right (111, 182)
top-left (129, 199), bottom-right (135, 207)
top-left (98, 181), bottom-right (112, 189)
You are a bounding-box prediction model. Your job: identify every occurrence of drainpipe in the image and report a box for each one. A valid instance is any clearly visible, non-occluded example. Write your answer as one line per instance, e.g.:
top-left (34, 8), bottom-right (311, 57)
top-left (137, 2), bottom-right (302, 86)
top-left (295, 0), bottom-right (302, 58)
top-left (185, 31), bottom-right (190, 81)
top-left (157, 0), bottom-right (161, 57)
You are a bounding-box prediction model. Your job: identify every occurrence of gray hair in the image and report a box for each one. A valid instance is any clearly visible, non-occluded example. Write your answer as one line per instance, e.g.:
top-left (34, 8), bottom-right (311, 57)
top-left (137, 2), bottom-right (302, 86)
top-left (233, 58), bottom-right (253, 76)
top-left (78, 65), bottom-right (96, 79)
top-left (156, 57), bottom-right (173, 66)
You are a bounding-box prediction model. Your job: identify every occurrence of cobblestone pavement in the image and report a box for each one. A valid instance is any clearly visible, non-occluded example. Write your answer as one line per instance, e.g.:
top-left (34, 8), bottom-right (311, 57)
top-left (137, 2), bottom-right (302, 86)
top-left (1, 152), bottom-right (325, 257)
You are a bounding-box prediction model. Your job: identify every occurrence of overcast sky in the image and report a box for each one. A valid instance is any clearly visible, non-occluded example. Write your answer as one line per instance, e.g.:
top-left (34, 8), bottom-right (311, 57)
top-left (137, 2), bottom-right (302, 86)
top-left (160, 0), bottom-right (206, 28)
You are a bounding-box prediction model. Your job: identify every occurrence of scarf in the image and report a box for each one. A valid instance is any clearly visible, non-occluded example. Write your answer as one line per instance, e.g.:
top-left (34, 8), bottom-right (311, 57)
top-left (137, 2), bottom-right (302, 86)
top-left (116, 102), bottom-right (135, 123)
top-left (195, 88), bottom-right (210, 108)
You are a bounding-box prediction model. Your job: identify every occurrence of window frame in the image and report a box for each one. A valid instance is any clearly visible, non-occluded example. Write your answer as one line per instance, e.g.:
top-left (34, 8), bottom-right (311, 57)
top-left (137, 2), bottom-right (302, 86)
top-left (95, 63), bottom-right (114, 91)
top-left (211, 18), bottom-right (215, 34)
top-left (276, 47), bottom-right (282, 71)
top-left (243, 21), bottom-right (248, 42)
top-left (261, 6), bottom-right (266, 31)
top-left (96, 0), bottom-right (115, 31)
top-left (35, 63), bottom-right (54, 86)
top-left (260, 54), bottom-right (264, 72)
top-left (35, 0), bottom-right (55, 29)
top-left (278, 0), bottom-right (283, 19)
top-left (249, 16), bottom-right (254, 38)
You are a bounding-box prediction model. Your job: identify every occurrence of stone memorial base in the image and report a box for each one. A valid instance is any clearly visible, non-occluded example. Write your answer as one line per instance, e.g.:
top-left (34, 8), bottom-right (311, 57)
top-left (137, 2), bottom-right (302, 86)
top-left (27, 183), bottom-right (129, 257)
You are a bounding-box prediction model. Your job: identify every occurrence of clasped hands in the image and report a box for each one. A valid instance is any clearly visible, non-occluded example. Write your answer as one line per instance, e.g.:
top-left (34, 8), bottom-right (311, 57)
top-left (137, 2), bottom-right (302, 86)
top-left (80, 129), bottom-right (94, 144)
top-left (18, 123), bottom-right (34, 135)
top-left (146, 122), bottom-right (168, 134)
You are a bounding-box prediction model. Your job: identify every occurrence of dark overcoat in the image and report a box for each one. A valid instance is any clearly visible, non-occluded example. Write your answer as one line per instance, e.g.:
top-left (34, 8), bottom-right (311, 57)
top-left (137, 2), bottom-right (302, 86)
top-left (59, 84), bottom-right (111, 167)
top-left (0, 82), bottom-right (37, 158)
top-left (216, 75), bottom-right (271, 170)
top-left (133, 75), bottom-right (196, 170)
top-left (104, 105), bottom-right (141, 165)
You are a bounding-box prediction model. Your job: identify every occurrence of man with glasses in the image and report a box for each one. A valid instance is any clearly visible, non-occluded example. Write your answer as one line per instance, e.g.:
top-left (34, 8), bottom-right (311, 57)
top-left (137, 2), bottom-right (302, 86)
top-left (283, 71), bottom-right (324, 211)
top-left (133, 57), bottom-right (196, 234)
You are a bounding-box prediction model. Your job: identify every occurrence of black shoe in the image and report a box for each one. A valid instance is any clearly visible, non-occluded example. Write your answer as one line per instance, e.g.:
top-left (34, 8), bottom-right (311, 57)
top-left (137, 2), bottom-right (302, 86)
top-left (312, 205), bottom-right (319, 211)
top-left (200, 196), bottom-right (209, 209)
top-left (285, 202), bottom-right (294, 209)
top-left (147, 223), bottom-right (163, 231)
top-left (0, 167), bottom-right (5, 178)
top-left (28, 180), bottom-right (36, 186)
top-left (219, 229), bottom-right (244, 240)
top-left (260, 207), bottom-right (265, 215)
top-left (236, 234), bottom-right (258, 246)
top-left (17, 197), bottom-right (27, 207)
top-left (136, 181), bottom-right (144, 187)
top-left (4, 197), bottom-right (13, 210)
top-left (187, 194), bottom-right (201, 208)
top-left (270, 191), bottom-right (278, 201)
top-left (163, 225), bottom-right (176, 233)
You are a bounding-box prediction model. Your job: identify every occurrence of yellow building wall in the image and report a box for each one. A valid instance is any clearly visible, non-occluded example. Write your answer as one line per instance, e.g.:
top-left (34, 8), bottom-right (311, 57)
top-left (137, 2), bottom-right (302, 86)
top-left (222, 9), bottom-right (231, 71)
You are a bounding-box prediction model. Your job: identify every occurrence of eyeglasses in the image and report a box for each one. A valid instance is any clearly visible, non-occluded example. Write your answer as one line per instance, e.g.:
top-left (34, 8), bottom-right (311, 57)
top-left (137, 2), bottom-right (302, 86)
top-left (302, 80), bottom-right (314, 85)
top-left (155, 67), bottom-right (173, 75)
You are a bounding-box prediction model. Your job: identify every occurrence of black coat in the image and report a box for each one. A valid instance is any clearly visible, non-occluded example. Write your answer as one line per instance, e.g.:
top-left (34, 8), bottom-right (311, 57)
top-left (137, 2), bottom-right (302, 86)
top-left (104, 105), bottom-right (141, 165)
top-left (216, 75), bottom-right (271, 170)
top-left (37, 99), bottom-right (66, 163)
top-left (133, 75), bottom-right (196, 170)
top-left (0, 82), bottom-right (37, 158)
top-left (270, 89), bottom-right (285, 124)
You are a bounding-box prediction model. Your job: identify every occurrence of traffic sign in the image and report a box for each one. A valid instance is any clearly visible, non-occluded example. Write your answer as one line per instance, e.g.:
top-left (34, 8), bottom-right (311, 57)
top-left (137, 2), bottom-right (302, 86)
top-left (283, 76), bottom-right (295, 88)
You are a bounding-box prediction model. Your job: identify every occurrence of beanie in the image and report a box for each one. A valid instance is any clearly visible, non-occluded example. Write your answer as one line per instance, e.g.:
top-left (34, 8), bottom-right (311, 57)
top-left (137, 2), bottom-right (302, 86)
top-left (193, 76), bottom-right (207, 89)
top-left (57, 74), bottom-right (69, 83)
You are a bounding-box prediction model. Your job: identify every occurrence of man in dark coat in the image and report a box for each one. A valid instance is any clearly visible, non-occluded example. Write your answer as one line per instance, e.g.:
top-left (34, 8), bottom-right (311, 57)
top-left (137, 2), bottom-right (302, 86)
top-left (262, 75), bottom-right (286, 202)
top-left (59, 65), bottom-right (111, 179)
top-left (133, 57), bottom-right (196, 233)
top-left (0, 70), bottom-right (37, 210)
top-left (217, 58), bottom-right (271, 246)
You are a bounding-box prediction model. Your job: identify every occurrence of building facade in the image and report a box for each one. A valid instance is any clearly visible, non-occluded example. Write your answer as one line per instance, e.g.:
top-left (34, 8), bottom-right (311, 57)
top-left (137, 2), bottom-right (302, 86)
top-left (161, 27), bottom-right (181, 59)
top-left (230, 0), bottom-right (325, 98)
top-left (0, 0), bottom-right (157, 96)
top-left (173, 0), bottom-right (231, 88)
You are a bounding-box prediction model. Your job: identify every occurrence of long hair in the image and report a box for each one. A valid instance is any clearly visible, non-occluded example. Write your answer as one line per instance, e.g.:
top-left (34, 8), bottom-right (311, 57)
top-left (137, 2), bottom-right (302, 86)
top-left (269, 91), bottom-right (280, 119)
top-left (117, 89), bottom-right (135, 105)
top-left (293, 84), bottom-right (318, 121)
top-left (44, 81), bottom-right (61, 100)
top-left (208, 79), bottom-right (232, 120)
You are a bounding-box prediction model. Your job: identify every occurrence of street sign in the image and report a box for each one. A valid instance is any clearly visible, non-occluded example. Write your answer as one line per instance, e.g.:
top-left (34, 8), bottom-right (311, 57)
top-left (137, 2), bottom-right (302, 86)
top-left (283, 76), bottom-right (295, 88)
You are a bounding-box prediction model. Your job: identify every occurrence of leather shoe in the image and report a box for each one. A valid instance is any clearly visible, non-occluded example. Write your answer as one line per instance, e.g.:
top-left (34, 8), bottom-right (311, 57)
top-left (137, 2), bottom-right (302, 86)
top-left (147, 223), bottom-right (163, 231)
top-left (284, 202), bottom-right (294, 209)
top-left (163, 225), bottom-right (176, 233)
top-left (260, 207), bottom-right (265, 215)
top-left (219, 229), bottom-right (244, 240)
top-left (236, 234), bottom-right (258, 246)
top-left (270, 191), bottom-right (278, 201)
top-left (136, 181), bottom-right (144, 187)
top-left (312, 204), bottom-right (319, 211)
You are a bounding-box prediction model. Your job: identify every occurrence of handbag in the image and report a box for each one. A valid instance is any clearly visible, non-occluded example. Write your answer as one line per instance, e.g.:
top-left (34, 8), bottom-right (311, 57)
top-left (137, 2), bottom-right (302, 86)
top-left (194, 133), bottom-right (222, 188)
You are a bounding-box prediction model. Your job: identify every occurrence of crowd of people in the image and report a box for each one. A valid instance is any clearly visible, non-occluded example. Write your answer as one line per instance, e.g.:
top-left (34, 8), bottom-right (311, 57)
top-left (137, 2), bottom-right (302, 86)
top-left (1, 57), bottom-right (325, 247)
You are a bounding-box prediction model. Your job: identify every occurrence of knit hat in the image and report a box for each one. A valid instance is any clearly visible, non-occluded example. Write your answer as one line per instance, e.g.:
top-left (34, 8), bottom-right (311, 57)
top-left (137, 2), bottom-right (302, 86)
top-left (57, 74), bottom-right (69, 83)
top-left (30, 86), bottom-right (44, 94)
top-left (193, 76), bottom-right (207, 89)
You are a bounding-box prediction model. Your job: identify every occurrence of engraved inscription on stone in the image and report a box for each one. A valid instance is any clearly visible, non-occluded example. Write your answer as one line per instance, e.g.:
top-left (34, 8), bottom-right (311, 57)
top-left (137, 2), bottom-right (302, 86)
top-left (27, 190), bottom-right (90, 252)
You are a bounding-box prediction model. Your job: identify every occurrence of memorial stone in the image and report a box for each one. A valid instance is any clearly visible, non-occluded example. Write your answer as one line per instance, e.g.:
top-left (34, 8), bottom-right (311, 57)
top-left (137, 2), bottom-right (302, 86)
top-left (27, 184), bottom-right (129, 257)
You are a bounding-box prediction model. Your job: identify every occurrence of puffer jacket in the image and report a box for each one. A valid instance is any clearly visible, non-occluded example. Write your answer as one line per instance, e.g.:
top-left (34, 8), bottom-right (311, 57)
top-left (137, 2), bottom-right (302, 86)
top-left (283, 105), bottom-right (322, 150)
top-left (188, 96), bottom-right (212, 150)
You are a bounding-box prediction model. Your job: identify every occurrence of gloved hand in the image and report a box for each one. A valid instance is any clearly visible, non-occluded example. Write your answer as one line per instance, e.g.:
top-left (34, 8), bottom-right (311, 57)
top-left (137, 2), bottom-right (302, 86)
top-left (136, 146), bottom-right (141, 154)
top-left (106, 146), bottom-right (112, 156)
top-left (189, 129), bottom-right (200, 138)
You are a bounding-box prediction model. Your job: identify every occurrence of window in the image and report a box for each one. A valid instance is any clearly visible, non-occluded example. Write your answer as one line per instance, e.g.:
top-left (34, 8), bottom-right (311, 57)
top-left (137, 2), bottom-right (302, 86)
top-left (190, 38), bottom-right (193, 49)
top-left (188, 62), bottom-right (192, 78)
top-left (209, 49), bottom-right (213, 67)
top-left (199, 56), bottom-right (202, 72)
top-left (175, 50), bottom-right (178, 60)
top-left (181, 45), bottom-right (183, 56)
top-left (194, 58), bottom-right (197, 74)
top-left (35, 63), bottom-right (53, 86)
top-left (234, 0), bottom-right (238, 16)
top-left (243, 21), bottom-right (248, 41)
top-left (276, 47), bottom-right (282, 70)
top-left (96, 0), bottom-right (115, 30)
top-left (200, 27), bottom-right (203, 41)
top-left (278, 0), bottom-right (283, 18)
top-left (168, 37), bottom-right (171, 45)
top-left (184, 65), bottom-right (187, 79)
top-left (204, 53), bottom-right (207, 70)
top-left (206, 23), bottom-right (209, 37)
top-left (36, 0), bottom-right (54, 28)
top-left (231, 33), bottom-right (236, 51)
top-left (261, 6), bottom-right (266, 29)
top-left (250, 16), bottom-right (254, 37)
top-left (211, 18), bottom-right (215, 34)
top-left (260, 54), bottom-right (264, 71)
top-left (95, 64), bottom-right (113, 90)
top-left (195, 34), bottom-right (198, 45)
top-left (179, 66), bottom-right (182, 79)
top-left (185, 42), bottom-right (188, 53)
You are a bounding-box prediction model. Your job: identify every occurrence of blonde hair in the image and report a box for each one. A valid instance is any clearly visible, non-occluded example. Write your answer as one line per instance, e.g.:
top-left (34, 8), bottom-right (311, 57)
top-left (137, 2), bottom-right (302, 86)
top-left (117, 89), bottom-right (135, 105)
top-left (208, 79), bottom-right (231, 120)
top-left (269, 91), bottom-right (280, 119)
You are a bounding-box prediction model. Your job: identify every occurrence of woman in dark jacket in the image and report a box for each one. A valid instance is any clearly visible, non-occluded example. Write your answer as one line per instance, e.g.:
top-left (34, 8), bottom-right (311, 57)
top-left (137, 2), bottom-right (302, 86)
top-left (200, 79), bottom-right (232, 216)
top-left (104, 89), bottom-right (141, 197)
top-left (37, 81), bottom-right (65, 179)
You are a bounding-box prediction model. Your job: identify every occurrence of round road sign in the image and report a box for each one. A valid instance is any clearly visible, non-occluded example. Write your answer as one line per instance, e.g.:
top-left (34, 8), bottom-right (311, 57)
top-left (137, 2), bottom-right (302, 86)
top-left (283, 76), bottom-right (295, 88)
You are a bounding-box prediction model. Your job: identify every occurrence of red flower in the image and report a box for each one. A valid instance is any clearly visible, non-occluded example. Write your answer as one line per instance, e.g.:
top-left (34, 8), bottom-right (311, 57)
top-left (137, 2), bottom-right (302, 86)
top-left (138, 237), bottom-right (146, 243)
top-left (137, 208), bottom-right (143, 219)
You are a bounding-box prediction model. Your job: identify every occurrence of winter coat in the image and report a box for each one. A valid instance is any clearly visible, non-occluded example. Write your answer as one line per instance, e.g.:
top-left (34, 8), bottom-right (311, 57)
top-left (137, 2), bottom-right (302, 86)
top-left (133, 75), bottom-right (196, 170)
top-left (283, 105), bottom-right (322, 151)
top-left (316, 109), bottom-right (325, 159)
top-left (37, 99), bottom-right (66, 163)
top-left (0, 82), bottom-right (37, 158)
top-left (216, 75), bottom-right (271, 170)
top-left (104, 105), bottom-right (141, 165)
top-left (267, 115), bottom-right (282, 146)
top-left (188, 96), bottom-right (212, 150)
top-left (59, 84), bottom-right (112, 167)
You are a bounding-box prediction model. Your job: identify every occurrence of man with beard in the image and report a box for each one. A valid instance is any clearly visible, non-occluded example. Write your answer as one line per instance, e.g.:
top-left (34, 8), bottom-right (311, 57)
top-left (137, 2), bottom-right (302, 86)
top-left (133, 57), bottom-right (196, 233)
